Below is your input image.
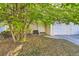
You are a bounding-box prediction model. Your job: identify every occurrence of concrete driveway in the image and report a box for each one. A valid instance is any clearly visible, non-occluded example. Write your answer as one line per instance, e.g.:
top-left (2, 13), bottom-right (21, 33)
top-left (46, 35), bottom-right (79, 45)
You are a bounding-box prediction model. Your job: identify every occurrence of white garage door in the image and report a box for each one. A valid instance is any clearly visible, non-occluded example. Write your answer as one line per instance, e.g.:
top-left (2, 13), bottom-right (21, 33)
top-left (50, 22), bottom-right (79, 35)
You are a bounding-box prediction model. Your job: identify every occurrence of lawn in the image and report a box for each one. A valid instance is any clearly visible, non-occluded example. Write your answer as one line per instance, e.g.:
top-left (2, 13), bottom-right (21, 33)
top-left (0, 35), bottom-right (79, 56)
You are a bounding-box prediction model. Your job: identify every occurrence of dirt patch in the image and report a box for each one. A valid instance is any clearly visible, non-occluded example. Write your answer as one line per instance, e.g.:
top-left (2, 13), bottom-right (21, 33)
top-left (0, 40), bottom-right (22, 56)
top-left (0, 35), bottom-right (79, 56)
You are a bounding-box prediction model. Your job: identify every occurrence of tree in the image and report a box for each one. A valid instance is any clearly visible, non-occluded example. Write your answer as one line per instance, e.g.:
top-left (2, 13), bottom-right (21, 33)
top-left (0, 3), bottom-right (79, 42)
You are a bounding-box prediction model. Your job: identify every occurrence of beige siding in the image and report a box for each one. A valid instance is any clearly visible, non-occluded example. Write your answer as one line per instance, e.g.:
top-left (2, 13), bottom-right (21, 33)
top-left (30, 23), bottom-right (51, 35)
top-left (45, 25), bottom-right (50, 35)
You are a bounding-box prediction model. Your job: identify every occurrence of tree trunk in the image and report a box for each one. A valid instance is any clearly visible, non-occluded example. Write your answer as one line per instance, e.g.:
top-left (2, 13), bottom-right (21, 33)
top-left (23, 19), bottom-right (33, 38)
top-left (9, 24), bottom-right (16, 42)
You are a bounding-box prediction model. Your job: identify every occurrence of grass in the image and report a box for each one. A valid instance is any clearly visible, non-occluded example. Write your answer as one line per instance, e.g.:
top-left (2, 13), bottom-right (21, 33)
top-left (0, 35), bottom-right (79, 56)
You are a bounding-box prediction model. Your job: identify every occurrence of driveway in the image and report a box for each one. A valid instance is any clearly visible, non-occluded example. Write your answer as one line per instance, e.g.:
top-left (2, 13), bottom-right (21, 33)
top-left (46, 35), bottom-right (79, 45)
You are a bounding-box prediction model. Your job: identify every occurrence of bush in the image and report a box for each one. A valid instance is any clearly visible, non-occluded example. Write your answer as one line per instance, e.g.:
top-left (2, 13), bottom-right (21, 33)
top-left (1, 31), bottom-right (12, 38)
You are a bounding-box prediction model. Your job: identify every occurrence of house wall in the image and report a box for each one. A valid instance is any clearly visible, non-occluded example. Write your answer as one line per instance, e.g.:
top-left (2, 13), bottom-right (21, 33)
top-left (31, 23), bottom-right (51, 35)
top-left (31, 23), bottom-right (45, 33)
top-left (2, 22), bottom-right (79, 36)
top-left (44, 24), bottom-right (50, 35)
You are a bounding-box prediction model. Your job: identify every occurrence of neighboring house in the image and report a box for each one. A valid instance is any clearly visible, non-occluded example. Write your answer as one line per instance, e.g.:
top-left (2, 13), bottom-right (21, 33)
top-left (0, 25), bottom-right (9, 33)
top-left (0, 21), bottom-right (9, 33)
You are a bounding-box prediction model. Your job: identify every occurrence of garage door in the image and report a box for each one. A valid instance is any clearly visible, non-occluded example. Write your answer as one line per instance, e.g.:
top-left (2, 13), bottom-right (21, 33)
top-left (50, 22), bottom-right (79, 35)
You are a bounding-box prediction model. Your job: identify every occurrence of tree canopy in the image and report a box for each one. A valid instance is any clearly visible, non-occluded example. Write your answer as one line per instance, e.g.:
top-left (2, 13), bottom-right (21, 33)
top-left (0, 3), bottom-right (79, 24)
top-left (0, 3), bottom-right (79, 42)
